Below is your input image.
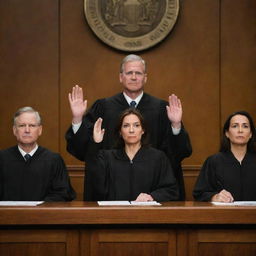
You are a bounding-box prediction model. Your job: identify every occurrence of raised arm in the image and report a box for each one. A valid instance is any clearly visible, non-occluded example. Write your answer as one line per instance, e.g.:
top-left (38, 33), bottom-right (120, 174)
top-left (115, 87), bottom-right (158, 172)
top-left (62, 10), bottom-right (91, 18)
top-left (68, 85), bottom-right (87, 124)
top-left (166, 94), bottom-right (182, 129)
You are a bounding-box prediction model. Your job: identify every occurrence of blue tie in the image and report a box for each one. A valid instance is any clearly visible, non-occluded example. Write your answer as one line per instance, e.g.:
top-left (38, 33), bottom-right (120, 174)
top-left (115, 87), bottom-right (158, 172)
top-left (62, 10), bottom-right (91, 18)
top-left (24, 154), bottom-right (31, 161)
top-left (130, 101), bottom-right (136, 108)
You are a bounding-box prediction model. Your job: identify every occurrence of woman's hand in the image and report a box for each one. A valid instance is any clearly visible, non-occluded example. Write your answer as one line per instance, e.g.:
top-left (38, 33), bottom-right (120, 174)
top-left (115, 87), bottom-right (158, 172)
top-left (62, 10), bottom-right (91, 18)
top-left (211, 189), bottom-right (234, 203)
top-left (135, 193), bottom-right (154, 202)
top-left (93, 118), bottom-right (105, 143)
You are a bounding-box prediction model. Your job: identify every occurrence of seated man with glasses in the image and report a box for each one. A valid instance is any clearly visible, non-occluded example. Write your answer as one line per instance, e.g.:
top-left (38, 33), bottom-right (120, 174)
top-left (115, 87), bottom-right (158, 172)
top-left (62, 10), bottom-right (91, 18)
top-left (0, 106), bottom-right (76, 201)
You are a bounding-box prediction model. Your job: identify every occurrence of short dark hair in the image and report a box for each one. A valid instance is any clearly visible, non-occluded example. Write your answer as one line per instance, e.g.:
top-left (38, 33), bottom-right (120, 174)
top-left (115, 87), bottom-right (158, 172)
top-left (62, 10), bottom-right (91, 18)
top-left (114, 108), bottom-right (149, 148)
top-left (220, 111), bottom-right (256, 153)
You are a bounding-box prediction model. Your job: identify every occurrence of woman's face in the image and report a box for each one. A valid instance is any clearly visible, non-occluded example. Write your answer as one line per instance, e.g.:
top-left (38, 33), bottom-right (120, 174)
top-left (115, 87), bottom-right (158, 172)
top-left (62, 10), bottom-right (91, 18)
top-left (225, 114), bottom-right (252, 146)
top-left (120, 114), bottom-right (144, 146)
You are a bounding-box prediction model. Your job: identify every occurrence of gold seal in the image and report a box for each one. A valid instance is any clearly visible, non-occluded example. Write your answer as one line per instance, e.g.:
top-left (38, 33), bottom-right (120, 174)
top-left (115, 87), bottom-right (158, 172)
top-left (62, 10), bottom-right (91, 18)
top-left (84, 0), bottom-right (179, 52)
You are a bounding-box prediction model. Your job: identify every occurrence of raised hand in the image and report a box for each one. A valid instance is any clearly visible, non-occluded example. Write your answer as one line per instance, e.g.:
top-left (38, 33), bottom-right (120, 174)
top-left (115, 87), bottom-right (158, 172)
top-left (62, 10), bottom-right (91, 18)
top-left (93, 118), bottom-right (105, 143)
top-left (166, 94), bottom-right (182, 129)
top-left (68, 85), bottom-right (87, 124)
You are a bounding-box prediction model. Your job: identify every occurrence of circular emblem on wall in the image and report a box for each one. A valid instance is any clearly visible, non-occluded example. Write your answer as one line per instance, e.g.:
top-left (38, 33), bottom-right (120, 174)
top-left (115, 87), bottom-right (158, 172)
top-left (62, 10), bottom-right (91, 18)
top-left (84, 0), bottom-right (179, 52)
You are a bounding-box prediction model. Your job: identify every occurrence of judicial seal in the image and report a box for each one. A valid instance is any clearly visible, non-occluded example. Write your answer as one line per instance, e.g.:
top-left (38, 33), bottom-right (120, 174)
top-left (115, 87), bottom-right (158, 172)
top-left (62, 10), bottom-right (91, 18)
top-left (84, 0), bottom-right (179, 52)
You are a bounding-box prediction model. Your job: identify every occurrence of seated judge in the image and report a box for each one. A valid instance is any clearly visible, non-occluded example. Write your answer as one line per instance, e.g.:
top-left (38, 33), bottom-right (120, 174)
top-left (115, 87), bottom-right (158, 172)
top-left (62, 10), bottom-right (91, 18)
top-left (193, 111), bottom-right (256, 202)
top-left (0, 106), bottom-right (76, 201)
top-left (66, 54), bottom-right (192, 201)
top-left (87, 108), bottom-right (179, 202)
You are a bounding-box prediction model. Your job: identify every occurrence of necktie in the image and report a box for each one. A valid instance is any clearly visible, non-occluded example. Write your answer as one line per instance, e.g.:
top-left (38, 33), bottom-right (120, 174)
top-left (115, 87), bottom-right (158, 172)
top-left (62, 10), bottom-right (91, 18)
top-left (24, 154), bottom-right (31, 161)
top-left (130, 101), bottom-right (136, 108)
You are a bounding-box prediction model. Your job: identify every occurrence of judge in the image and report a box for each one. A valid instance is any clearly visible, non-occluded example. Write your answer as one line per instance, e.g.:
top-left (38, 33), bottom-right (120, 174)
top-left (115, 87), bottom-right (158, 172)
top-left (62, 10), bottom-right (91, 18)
top-left (0, 107), bottom-right (76, 201)
top-left (66, 54), bottom-right (192, 200)
top-left (193, 111), bottom-right (256, 202)
top-left (87, 108), bottom-right (179, 202)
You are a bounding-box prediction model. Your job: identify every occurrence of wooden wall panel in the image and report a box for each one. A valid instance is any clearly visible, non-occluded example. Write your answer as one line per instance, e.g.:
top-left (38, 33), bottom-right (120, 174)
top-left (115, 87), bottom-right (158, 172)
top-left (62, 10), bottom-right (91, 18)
top-left (188, 229), bottom-right (256, 256)
top-left (0, 0), bottom-right (60, 151)
top-left (87, 229), bottom-right (176, 256)
top-left (0, 229), bottom-right (79, 256)
top-left (221, 0), bottom-right (256, 123)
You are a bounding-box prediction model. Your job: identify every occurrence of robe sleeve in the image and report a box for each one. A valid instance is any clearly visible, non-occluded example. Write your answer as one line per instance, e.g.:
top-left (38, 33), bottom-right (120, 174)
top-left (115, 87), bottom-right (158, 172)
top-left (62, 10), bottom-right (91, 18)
top-left (150, 152), bottom-right (179, 202)
top-left (86, 147), bottom-right (109, 201)
top-left (167, 126), bottom-right (192, 163)
top-left (161, 119), bottom-right (192, 201)
top-left (193, 155), bottom-right (221, 201)
top-left (44, 154), bottom-right (76, 202)
top-left (65, 99), bottom-right (105, 161)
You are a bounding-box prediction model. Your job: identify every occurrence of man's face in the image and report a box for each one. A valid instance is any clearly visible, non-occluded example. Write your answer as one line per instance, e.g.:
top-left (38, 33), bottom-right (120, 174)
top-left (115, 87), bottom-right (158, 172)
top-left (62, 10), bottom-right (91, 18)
top-left (13, 112), bottom-right (42, 147)
top-left (119, 60), bottom-right (147, 95)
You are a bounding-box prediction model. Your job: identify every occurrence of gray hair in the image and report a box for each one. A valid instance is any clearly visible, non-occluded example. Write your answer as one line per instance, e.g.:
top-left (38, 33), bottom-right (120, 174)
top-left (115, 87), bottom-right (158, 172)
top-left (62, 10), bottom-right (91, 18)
top-left (120, 54), bottom-right (146, 73)
top-left (13, 106), bottom-right (42, 126)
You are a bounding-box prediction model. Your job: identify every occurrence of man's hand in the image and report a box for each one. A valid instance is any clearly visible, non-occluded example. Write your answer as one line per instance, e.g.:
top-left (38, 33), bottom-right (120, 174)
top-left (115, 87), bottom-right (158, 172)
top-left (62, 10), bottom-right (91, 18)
top-left (166, 94), bottom-right (182, 129)
top-left (68, 85), bottom-right (87, 124)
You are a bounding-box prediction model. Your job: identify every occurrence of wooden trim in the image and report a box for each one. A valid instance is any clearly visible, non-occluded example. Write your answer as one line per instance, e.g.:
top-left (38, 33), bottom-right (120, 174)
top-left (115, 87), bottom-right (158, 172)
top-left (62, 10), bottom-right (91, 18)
top-left (1, 202), bottom-right (256, 225)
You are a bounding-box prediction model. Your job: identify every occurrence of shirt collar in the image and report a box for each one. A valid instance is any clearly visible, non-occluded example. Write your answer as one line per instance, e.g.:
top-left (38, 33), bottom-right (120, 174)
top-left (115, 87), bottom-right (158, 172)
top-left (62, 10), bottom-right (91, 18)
top-left (18, 144), bottom-right (38, 157)
top-left (123, 91), bottom-right (143, 106)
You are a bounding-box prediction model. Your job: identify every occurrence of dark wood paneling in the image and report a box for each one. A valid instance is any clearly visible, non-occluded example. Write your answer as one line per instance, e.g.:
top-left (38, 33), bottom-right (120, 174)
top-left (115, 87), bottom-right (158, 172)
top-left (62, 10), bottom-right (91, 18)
top-left (69, 166), bottom-right (84, 201)
top-left (0, 0), bottom-right (59, 151)
top-left (221, 0), bottom-right (256, 123)
top-left (0, 230), bottom-right (79, 256)
top-left (189, 229), bottom-right (256, 256)
top-left (89, 230), bottom-right (176, 256)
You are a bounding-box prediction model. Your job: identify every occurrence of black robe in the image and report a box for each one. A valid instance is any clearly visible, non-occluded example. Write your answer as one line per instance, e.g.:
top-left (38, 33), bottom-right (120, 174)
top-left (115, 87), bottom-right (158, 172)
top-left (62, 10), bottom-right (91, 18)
top-left (66, 92), bottom-right (192, 200)
top-left (193, 151), bottom-right (256, 201)
top-left (0, 146), bottom-right (76, 201)
top-left (87, 145), bottom-right (179, 202)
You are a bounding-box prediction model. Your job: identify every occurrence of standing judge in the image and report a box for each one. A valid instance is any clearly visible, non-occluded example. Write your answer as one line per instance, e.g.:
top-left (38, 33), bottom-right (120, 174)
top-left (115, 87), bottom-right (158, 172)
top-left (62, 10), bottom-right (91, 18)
top-left (66, 54), bottom-right (192, 200)
top-left (0, 107), bottom-right (76, 201)
top-left (193, 111), bottom-right (256, 202)
top-left (87, 108), bottom-right (179, 202)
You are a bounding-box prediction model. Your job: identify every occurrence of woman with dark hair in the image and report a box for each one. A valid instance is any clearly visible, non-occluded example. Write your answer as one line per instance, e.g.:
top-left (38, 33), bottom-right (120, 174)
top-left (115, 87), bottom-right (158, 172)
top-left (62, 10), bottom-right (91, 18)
top-left (87, 108), bottom-right (179, 202)
top-left (193, 111), bottom-right (256, 202)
